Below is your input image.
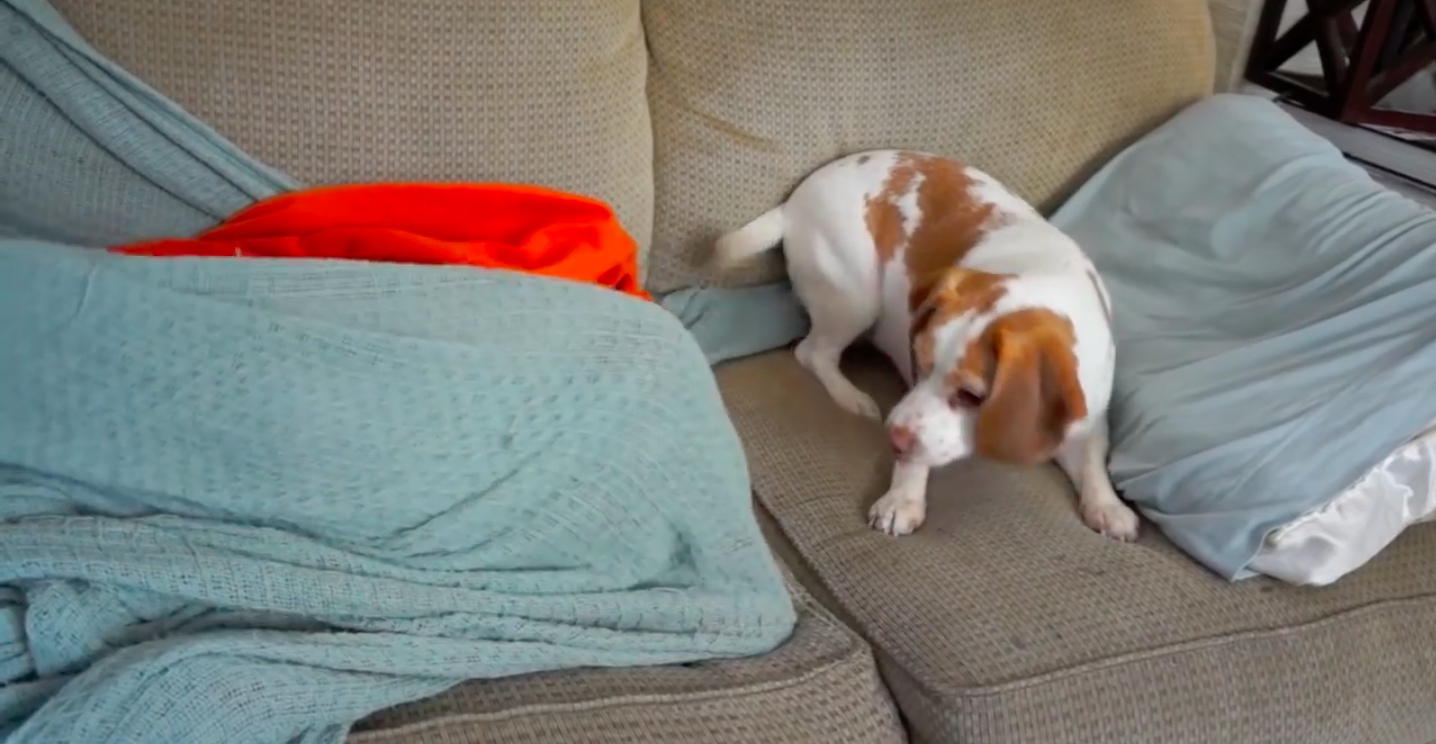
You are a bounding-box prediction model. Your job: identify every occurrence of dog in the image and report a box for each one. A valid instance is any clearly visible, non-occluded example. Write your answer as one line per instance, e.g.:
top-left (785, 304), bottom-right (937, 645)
top-left (713, 150), bottom-right (1138, 540)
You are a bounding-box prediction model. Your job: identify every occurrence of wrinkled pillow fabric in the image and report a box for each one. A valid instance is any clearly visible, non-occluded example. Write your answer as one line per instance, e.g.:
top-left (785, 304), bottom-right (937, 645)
top-left (1051, 94), bottom-right (1436, 581)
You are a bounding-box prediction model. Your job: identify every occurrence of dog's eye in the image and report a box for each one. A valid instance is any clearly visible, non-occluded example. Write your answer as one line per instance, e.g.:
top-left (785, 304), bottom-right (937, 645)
top-left (948, 388), bottom-right (984, 409)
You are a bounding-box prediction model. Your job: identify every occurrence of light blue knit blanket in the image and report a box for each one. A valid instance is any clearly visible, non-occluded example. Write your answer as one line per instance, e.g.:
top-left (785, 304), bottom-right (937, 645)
top-left (2, 5), bottom-right (796, 740)
top-left (0, 241), bottom-right (796, 744)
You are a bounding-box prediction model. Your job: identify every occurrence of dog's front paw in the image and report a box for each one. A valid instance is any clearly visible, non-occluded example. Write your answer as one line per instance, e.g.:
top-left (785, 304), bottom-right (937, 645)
top-left (1081, 499), bottom-right (1139, 542)
top-left (833, 388), bottom-right (882, 420)
top-left (868, 491), bottom-right (926, 536)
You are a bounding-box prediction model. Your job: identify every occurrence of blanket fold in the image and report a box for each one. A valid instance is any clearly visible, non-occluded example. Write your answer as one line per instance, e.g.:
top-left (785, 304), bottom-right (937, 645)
top-left (0, 241), bottom-right (794, 744)
top-left (114, 183), bottom-right (650, 301)
top-left (0, 0), bottom-right (297, 245)
top-left (2, 6), bottom-right (801, 737)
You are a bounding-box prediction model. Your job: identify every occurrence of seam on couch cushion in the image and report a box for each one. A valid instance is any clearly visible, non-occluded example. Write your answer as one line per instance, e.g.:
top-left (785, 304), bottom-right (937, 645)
top-left (350, 582), bottom-right (907, 744)
top-left (936, 594), bottom-right (1436, 697)
top-left (349, 629), bottom-right (875, 741)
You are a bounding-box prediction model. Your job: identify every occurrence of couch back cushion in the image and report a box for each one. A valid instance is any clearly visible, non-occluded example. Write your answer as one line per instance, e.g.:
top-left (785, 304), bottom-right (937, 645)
top-left (51, 0), bottom-right (655, 271)
top-left (642, 0), bottom-right (1215, 293)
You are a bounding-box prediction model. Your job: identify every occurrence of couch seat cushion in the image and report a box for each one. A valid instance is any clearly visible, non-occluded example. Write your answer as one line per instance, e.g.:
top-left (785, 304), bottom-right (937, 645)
top-left (350, 578), bottom-right (906, 744)
top-left (716, 350), bottom-right (1436, 744)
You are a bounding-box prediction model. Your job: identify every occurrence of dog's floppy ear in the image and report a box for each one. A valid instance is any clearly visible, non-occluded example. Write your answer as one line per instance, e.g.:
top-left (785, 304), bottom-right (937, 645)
top-left (907, 267), bottom-right (1007, 377)
top-left (960, 309), bottom-right (1087, 466)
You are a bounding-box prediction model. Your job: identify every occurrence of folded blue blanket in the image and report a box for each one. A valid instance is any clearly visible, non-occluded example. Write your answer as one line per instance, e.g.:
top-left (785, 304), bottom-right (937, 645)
top-left (1, 5), bottom-right (795, 739)
top-left (0, 241), bottom-right (795, 744)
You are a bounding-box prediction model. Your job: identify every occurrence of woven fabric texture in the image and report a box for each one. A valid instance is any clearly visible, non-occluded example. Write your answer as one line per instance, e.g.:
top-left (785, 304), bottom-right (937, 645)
top-left (0, 242), bottom-right (794, 744)
top-left (641, 0), bottom-right (1215, 293)
top-left (716, 350), bottom-right (1436, 744)
top-left (352, 575), bottom-right (906, 744)
top-left (0, 0), bottom-right (295, 246)
top-left (49, 0), bottom-right (655, 274)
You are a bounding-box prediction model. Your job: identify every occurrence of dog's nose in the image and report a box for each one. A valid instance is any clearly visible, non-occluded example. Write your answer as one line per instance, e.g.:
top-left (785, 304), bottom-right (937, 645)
top-left (890, 425), bottom-right (916, 455)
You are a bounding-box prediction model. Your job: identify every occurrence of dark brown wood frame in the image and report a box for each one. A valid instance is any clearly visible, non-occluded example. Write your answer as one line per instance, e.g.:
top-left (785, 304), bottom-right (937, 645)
top-left (1246, 0), bottom-right (1436, 133)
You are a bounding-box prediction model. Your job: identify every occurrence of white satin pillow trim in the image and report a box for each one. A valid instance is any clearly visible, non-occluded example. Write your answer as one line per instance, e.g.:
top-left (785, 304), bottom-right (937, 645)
top-left (1250, 421), bottom-right (1436, 586)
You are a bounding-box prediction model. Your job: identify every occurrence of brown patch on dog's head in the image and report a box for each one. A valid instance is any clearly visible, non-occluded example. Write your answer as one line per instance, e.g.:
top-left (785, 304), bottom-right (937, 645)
top-left (907, 268), bottom-right (1009, 377)
top-left (953, 309), bottom-right (1086, 465)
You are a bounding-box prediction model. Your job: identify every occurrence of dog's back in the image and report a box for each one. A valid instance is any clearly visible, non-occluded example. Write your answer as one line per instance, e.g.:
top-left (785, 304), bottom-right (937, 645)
top-left (717, 150), bottom-right (1108, 392)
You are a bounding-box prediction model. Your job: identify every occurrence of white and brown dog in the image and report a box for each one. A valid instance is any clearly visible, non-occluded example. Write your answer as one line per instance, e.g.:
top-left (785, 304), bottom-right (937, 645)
top-left (714, 150), bottom-right (1138, 541)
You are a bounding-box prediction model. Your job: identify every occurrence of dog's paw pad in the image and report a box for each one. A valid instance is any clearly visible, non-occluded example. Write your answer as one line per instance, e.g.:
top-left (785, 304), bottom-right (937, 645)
top-left (1081, 500), bottom-right (1139, 542)
top-left (834, 389), bottom-right (881, 420)
top-left (868, 492), bottom-right (925, 536)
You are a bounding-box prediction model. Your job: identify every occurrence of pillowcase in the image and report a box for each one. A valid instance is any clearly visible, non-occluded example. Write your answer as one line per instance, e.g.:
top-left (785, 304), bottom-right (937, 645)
top-left (1248, 416), bottom-right (1436, 585)
top-left (1050, 93), bottom-right (1436, 582)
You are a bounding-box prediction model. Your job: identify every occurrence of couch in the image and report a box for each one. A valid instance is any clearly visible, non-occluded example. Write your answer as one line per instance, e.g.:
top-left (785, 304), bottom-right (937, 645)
top-left (45, 1), bottom-right (1436, 743)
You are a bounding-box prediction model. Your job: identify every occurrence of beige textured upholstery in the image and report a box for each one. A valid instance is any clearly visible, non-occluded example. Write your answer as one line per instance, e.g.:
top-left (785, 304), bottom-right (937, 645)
top-left (46, 1), bottom-right (1429, 743)
top-left (642, 0), bottom-right (1215, 293)
top-left (52, 0), bottom-right (656, 272)
top-left (351, 576), bottom-right (907, 744)
top-left (717, 350), bottom-right (1436, 744)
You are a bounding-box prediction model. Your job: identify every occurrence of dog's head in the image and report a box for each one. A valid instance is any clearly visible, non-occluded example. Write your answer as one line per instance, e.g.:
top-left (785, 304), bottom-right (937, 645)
top-left (888, 267), bottom-right (1087, 467)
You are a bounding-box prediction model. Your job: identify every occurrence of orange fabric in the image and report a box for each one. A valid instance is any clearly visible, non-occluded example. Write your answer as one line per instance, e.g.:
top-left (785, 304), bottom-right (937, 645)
top-left (113, 183), bottom-right (650, 301)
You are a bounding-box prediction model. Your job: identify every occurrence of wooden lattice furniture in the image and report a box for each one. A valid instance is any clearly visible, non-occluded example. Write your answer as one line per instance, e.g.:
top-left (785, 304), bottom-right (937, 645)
top-left (1247, 0), bottom-right (1436, 133)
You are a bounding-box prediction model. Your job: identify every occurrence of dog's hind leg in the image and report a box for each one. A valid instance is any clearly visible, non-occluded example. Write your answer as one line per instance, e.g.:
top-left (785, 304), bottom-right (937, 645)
top-left (792, 268), bottom-right (882, 420)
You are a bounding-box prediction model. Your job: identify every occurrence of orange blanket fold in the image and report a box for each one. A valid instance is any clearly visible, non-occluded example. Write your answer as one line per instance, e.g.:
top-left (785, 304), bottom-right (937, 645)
top-left (113, 183), bottom-right (650, 301)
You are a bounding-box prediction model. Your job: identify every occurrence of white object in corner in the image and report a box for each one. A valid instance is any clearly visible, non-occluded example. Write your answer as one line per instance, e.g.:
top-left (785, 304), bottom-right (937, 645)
top-left (1250, 419), bottom-right (1436, 586)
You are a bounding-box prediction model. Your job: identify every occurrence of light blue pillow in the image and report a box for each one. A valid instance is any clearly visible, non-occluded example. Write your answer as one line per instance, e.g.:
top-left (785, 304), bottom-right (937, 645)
top-left (1050, 94), bottom-right (1436, 580)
